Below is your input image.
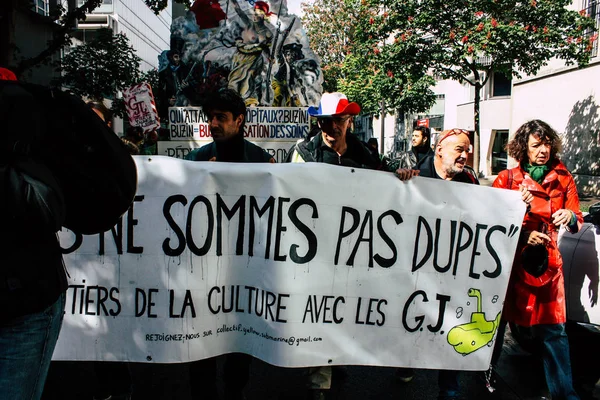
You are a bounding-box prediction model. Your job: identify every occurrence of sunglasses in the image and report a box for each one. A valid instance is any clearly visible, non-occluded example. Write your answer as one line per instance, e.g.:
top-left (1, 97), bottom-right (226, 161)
top-left (317, 116), bottom-right (352, 124)
top-left (437, 128), bottom-right (470, 146)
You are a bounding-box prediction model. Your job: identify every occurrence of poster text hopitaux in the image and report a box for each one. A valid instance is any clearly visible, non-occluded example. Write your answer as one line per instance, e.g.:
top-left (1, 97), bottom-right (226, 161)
top-left (53, 157), bottom-right (525, 370)
top-left (163, 106), bottom-right (310, 163)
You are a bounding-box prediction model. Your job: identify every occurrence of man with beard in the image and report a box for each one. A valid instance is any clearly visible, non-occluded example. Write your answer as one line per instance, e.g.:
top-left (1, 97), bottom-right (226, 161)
top-left (185, 89), bottom-right (272, 400)
top-left (287, 92), bottom-right (380, 400)
top-left (394, 128), bottom-right (478, 400)
top-left (186, 88), bottom-right (274, 163)
top-left (396, 126), bottom-right (434, 169)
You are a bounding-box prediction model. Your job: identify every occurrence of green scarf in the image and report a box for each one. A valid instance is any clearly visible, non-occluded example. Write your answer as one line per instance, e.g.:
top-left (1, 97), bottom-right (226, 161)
top-left (524, 163), bottom-right (549, 183)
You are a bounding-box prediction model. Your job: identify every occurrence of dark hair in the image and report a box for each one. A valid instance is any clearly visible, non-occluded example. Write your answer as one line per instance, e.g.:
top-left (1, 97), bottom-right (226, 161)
top-left (367, 138), bottom-right (378, 147)
top-left (126, 126), bottom-right (144, 140)
top-left (413, 126), bottom-right (431, 142)
top-left (506, 119), bottom-right (562, 163)
top-left (202, 88), bottom-right (247, 133)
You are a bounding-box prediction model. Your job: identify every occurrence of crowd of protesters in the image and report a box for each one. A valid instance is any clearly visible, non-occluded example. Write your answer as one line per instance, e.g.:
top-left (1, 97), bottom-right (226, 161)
top-left (0, 63), bottom-right (588, 400)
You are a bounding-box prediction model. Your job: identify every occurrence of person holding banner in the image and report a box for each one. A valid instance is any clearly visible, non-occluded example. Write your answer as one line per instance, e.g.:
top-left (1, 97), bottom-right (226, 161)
top-left (491, 120), bottom-right (583, 400)
top-left (186, 88), bottom-right (273, 400)
top-left (185, 88), bottom-right (274, 163)
top-left (394, 126), bottom-right (435, 170)
top-left (288, 92), bottom-right (379, 400)
top-left (395, 128), bottom-right (478, 400)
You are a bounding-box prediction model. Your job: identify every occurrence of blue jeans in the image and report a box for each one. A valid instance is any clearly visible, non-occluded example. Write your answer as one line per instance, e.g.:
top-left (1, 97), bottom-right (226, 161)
top-left (438, 369), bottom-right (460, 399)
top-left (534, 323), bottom-right (579, 400)
top-left (0, 293), bottom-right (65, 400)
top-left (493, 322), bottom-right (579, 400)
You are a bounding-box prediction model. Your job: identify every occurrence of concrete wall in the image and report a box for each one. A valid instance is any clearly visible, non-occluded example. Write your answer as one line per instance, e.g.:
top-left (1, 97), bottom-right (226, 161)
top-left (433, 79), bottom-right (465, 130)
top-left (511, 60), bottom-right (600, 196)
top-left (372, 113), bottom-right (397, 154)
top-left (456, 96), bottom-right (512, 175)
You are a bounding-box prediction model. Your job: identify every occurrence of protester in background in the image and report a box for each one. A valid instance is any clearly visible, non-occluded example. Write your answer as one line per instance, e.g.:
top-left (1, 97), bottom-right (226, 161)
top-left (121, 126), bottom-right (158, 156)
top-left (395, 126), bottom-right (434, 170)
top-left (395, 128), bottom-right (478, 400)
top-left (288, 92), bottom-right (380, 400)
top-left (87, 100), bottom-right (113, 129)
top-left (490, 120), bottom-right (582, 400)
top-left (366, 137), bottom-right (380, 161)
top-left (185, 88), bottom-right (273, 400)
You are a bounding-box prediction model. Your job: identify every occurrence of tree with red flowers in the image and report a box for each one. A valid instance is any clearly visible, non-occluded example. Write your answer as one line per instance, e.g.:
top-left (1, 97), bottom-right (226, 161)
top-left (360, 0), bottom-right (597, 173)
top-left (301, 0), bottom-right (436, 115)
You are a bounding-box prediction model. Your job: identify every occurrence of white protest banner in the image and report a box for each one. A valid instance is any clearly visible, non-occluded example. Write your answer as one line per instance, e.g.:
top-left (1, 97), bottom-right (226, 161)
top-left (54, 157), bottom-right (525, 371)
top-left (123, 83), bottom-right (160, 132)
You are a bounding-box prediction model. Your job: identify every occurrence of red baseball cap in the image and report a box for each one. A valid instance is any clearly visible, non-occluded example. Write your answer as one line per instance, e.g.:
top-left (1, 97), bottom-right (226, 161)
top-left (0, 67), bottom-right (17, 81)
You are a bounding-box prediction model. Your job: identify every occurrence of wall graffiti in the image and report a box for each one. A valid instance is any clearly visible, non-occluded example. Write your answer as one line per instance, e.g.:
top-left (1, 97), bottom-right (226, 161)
top-left (156, 0), bottom-right (323, 120)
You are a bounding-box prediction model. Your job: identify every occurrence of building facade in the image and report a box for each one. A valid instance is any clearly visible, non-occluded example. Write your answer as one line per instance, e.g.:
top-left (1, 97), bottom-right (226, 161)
top-left (74, 0), bottom-right (172, 72)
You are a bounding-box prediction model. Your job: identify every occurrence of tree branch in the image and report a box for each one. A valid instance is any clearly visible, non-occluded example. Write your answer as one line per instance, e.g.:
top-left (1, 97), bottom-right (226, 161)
top-left (16, 0), bottom-right (102, 75)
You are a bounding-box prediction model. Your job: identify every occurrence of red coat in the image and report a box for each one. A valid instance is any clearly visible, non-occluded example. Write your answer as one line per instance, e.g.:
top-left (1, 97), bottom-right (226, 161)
top-left (493, 160), bottom-right (583, 326)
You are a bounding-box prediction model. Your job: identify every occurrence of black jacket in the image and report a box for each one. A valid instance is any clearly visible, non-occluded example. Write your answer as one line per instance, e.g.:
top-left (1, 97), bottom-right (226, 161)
top-left (1, 82), bottom-right (66, 322)
top-left (416, 154), bottom-right (479, 184)
top-left (289, 130), bottom-right (381, 169)
top-left (186, 135), bottom-right (273, 163)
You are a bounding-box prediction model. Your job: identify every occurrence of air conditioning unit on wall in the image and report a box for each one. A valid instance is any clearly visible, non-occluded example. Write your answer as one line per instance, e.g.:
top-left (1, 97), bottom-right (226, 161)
top-left (76, 13), bottom-right (117, 30)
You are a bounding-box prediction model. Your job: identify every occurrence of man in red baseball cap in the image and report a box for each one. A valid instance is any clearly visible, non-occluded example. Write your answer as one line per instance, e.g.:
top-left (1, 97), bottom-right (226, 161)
top-left (289, 92), bottom-right (376, 169)
top-left (287, 92), bottom-right (380, 400)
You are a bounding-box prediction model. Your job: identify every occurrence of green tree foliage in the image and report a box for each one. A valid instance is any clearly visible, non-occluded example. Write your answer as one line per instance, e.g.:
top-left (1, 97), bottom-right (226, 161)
top-left (362, 0), bottom-right (597, 171)
top-left (58, 28), bottom-right (142, 117)
top-left (301, 0), bottom-right (356, 92)
top-left (302, 0), bottom-right (436, 115)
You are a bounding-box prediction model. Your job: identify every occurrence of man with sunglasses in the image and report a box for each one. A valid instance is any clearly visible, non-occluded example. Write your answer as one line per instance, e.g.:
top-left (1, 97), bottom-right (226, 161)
top-left (289, 92), bottom-right (379, 169)
top-left (288, 92), bottom-right (379, 400)
top-left (395, 128), bottom-right (478, 400)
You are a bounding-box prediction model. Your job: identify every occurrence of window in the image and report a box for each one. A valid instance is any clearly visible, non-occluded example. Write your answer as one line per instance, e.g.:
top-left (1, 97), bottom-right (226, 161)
top-left (33, 0), bottom-right (49, 15)
top-left (492, 71), bottom-right (511, 97)
top-left (583, 0), bottom-right (599, 58)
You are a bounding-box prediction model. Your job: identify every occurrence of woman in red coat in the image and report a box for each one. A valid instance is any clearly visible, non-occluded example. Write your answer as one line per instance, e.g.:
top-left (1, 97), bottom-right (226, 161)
top-left (491, 120), bottom-right (583, 400)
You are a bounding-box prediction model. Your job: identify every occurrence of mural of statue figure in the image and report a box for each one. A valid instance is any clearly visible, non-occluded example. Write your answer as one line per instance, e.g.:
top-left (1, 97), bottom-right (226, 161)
top-left (227, 0), bottom-right (274, 106)
top-left (272, 42), bottom-right (305, 107)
